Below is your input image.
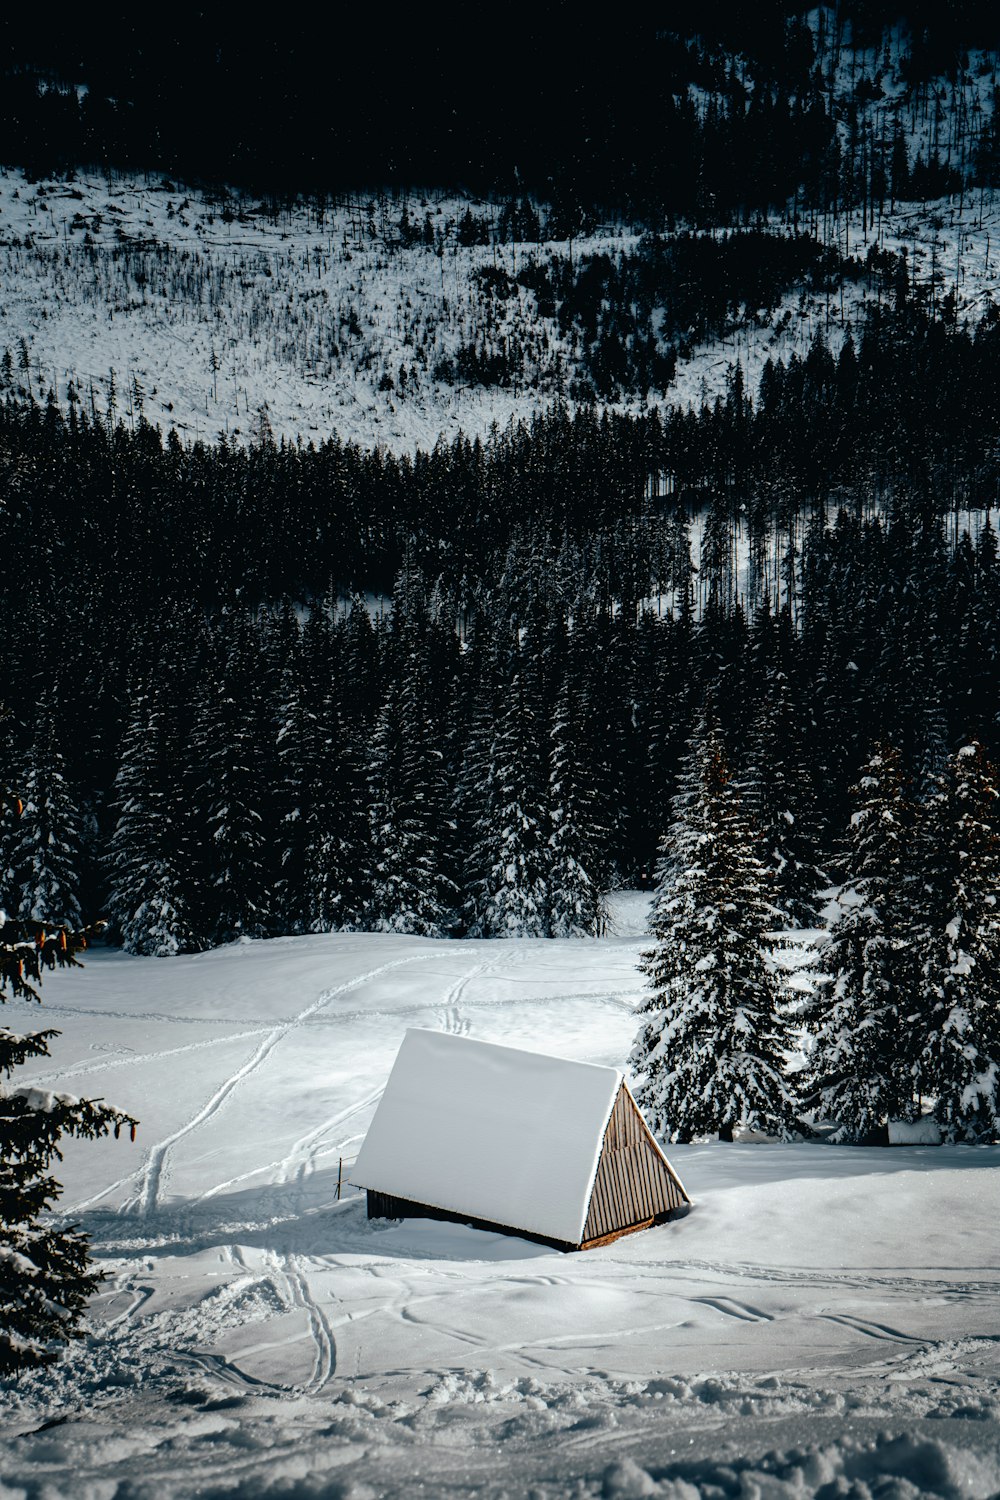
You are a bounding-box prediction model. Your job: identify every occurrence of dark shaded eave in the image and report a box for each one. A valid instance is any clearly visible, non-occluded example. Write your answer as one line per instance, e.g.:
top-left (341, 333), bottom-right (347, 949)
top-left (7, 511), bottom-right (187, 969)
top-left (365, 1188), bottom-right (689, 1252)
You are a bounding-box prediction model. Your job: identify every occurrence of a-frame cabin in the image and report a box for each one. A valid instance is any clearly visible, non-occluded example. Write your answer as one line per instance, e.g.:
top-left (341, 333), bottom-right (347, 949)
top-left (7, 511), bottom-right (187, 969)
top-left (352, 1029), bottom-right (689, 1252)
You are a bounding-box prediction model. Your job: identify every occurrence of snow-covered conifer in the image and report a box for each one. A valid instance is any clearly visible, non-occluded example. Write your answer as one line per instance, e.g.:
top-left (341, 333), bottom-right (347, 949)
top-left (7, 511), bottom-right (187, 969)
top-left (642, 585), bottom-right (695, 881)
top-left (472, 660), bottom-right (551, 939)
top-left (105, 691), bottom-right (203, 956)
top-left (805, 744), bottom-right (911, 1139)
top-left (738, 603), bottom-right (823, 925)
top-left (1, 883), bottom-right (136, 1373)
top-left (9, 702), bottom-right (83, 930)
top-left (455, 614), bottom-right (499, 934)
top-left (548, 676), bottom-right (605, 938)
top-left (276, 653), bottom-right (370, 934)
top-left (190, 613), bottom-right (270, 943)
top-left (914, 743), bottom-right (1000, 1141)
top-left (367, 573), bottom-right (458, 936)
top-left (630, 717), bottom-right (798, 1142)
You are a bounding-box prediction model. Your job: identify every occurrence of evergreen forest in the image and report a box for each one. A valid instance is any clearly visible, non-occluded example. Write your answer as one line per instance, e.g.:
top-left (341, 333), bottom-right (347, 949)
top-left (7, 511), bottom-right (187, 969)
top-left (0, 283), bottom-right (999, 962)
top-left (2, 0), bottom-right (1000, 1164)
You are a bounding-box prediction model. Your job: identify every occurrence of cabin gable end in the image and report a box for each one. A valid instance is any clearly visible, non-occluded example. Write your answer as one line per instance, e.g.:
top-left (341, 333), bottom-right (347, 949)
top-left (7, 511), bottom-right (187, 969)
top-left (581, 1084), bottom-right (690, 1247)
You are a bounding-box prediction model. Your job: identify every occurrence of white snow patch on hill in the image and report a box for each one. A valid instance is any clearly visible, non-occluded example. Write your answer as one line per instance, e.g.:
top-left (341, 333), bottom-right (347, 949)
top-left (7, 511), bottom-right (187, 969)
top-left (0, 929), bottom-right (997, 1497)
top-left (2, 165), bottom-right (999, 453)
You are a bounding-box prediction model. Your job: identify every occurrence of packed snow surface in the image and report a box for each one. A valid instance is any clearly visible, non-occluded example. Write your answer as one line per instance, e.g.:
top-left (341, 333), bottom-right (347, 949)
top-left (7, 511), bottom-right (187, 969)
top-left (1, 928), bottom-right (999, 1498)
top-left (353, 1028), bottom-right (623, 1244)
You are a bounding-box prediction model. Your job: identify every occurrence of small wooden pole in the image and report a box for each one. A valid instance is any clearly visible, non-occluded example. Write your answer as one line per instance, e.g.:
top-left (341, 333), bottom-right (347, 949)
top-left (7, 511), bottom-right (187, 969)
top-left (337, 1157), bottom-right (343, 1201)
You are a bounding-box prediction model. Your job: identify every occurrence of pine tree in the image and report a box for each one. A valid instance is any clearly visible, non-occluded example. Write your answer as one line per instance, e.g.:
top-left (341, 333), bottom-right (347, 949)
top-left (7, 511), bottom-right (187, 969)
top-left (303, 720), bottom-right (370, 933)
top-left (805, 744), bottom-right (911, 1140)
top-left (630, 719), bottom-right (798, 1143)
top-left (190, 613), bottom-right (270, 943)
top-left (367, 572), bottom-right (457, 936)
top-left (548, 676), bottom-right (606, 938)
top-left (913, 744), bottom-right (1000, 1142)
top-left (641, 588), bottom-right (695, 883)
top-left (738, 603), bottom-right (823, 925)
top-left (275, 651), bottom-right (369, 935)
top-left (104, 690), bottom-right (203, 957)
top-left (473, 660), bottom-right (552, 939)
top-left (455, 632), bottom-right (500, 936)
top-left (575, 607), bottom-right (627, 891)
top-left (9, 702), bottom-right (83, 930)
top-left (1, 796), bottom-right (136, 1375)
top-left (274, 654), bottom-right (320, 932)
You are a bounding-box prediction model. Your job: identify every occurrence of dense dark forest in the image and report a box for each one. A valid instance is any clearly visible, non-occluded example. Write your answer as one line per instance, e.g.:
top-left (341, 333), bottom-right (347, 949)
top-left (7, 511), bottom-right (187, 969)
top-left (2, 3), bottom-right (999, 215)
top-left (0, 280), bottom-right (998, 953)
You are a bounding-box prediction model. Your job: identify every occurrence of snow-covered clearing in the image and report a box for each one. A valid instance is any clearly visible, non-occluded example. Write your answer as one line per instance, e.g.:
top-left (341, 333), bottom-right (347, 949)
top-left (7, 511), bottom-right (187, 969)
top-left (2, 907), bottom-right (998, 1498)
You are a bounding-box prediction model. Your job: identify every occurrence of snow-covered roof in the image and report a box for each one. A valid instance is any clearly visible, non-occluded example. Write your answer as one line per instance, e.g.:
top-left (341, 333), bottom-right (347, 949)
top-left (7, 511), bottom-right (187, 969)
top-left (352, 1029), bottom-right (623, 1245)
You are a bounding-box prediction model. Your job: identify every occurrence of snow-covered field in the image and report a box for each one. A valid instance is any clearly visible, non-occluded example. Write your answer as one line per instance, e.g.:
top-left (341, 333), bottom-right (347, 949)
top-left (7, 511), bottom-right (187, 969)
top-left (2, 904), bottom-right (999, 1498)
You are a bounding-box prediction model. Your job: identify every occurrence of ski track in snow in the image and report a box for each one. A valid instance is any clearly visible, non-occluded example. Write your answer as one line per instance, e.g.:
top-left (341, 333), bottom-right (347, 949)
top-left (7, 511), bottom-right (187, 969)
top-left (436, 945), bottom-right (517, 1036)
top-left (6, 931), bottom-right (1000, 1499)
top-left (276, 1250), bottom-right (338, 1394)
top-left (689, 1295), bottom-right (774, 1324)
top-left (818, 1312), bottom-right (927, 1344)
top-left (129, 951), bottom-right (449, 1218)
top-left (69, 950), bottom-right (447, 1217)
top-left (25, 1027), bottom-right (273, 1085)
top-left (271, 1085), bottom-right (383, 1217)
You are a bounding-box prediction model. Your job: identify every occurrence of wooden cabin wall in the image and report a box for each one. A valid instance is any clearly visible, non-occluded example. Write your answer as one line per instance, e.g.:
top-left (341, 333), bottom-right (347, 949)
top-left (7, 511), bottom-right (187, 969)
top-left (581, 1086), bottom-right (688, 1245)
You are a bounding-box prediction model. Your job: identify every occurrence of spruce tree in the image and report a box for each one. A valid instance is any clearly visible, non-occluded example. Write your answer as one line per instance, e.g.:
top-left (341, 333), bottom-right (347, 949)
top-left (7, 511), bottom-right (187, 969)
top-left (104, 689), bottom-right (203, 956)
top-left (573, 607), bottom-right (626, 892)
top-left (473, 660), bottom-right (552, 939)
top-left (368, 676), bottom-right (457, 937)
top-left (9, 702), bottom-right (84, 930)
top-left (302, 601), bottom-right (372, 931)
top-left (913, 744), bottom-right (1000, 1142)
top-left (805, 744), bottom-right (911, 1140)
top-left (630, 719), bottom-right (798, 1142)
top-left (548, 676), bottom-right (606, 938)
top-left (456, 638), bottom-right (500, 936)
top-left (190, 613), bottom-right (270, 943)
top-left (1, 795), bottom-right (137, 1375)
top-left (276, 656), bottom-right (370, 935)
top-left (738, 604), bottom-right (823, 926)
top-left (367, 573), bottom-right (457, 936)
top-left (303, 720), bottom-right (370, 933)
top-left (273, 656), bottom-right (322, 933)
top-left (641, 588), bottom-right (695, 884)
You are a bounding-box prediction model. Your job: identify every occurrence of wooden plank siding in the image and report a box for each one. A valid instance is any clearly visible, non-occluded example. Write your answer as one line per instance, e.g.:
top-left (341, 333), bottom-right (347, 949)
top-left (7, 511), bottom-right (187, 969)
top-left (579, 1084), bottom-right (689, 1247)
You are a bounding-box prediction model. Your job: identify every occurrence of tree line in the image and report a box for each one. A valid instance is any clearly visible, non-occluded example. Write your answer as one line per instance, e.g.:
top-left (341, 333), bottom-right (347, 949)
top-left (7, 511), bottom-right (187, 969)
top-left (0, 289), bottom-right (998, 960)
top-left (633, 724), bottom-right (1000, 1146)
top-left (1, 489), bottom-right (1000, 957)
top-left (3, 289), bottom-right (1000, 608)
top-left (3, 7), bottom-right (999, 221)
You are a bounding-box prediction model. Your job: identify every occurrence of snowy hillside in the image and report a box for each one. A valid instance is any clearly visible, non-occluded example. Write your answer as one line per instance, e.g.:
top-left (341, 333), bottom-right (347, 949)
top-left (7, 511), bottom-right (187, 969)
top-left (3, 8), bottom-right (1000, 450)
top-left (1, 932), bottom-right (998, 1497)
top-left (1, 160), bottom-right (999, 453)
